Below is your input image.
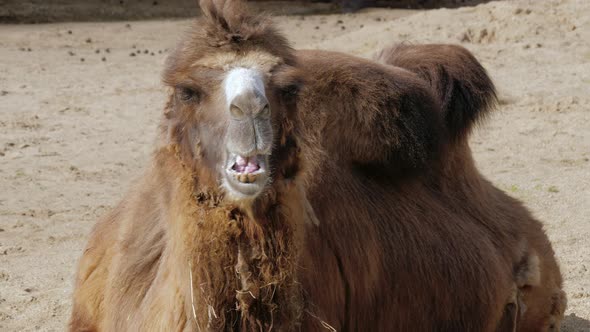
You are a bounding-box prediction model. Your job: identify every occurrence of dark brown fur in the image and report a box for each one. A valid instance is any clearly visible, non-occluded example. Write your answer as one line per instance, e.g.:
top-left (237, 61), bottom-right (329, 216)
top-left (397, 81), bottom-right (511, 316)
top-left (375, 43), bottom-right (566, 331)
top-left (69, 1), bottom-right (564, 331)
top-left (374, 43), bottom-right (497, 141)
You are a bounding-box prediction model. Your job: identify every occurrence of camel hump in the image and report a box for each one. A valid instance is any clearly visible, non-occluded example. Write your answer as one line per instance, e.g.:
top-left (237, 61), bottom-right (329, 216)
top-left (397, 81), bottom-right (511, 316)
top-left (375, 43), bottom-right (498, 141)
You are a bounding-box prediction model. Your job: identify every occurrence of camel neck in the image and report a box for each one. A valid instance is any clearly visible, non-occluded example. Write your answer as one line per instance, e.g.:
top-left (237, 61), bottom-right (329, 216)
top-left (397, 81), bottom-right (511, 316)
top-left (158, 151), bottom-right (305, 331)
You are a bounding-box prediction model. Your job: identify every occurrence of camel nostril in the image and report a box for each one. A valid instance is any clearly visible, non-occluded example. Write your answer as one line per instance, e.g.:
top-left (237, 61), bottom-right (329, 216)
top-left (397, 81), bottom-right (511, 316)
top-left (230, 104), bottom-right (245, 118)
top-left (258, 104), bottom-right (270, 118)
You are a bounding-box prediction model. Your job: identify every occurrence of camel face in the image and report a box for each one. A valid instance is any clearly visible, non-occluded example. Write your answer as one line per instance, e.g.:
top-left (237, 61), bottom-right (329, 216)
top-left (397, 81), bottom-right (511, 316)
top-left (222, 67), bottom-right (272, 199)
top-left (166, 60), bottom-right (295, 202)
top-left (163, 44), bottom-right (301, 203)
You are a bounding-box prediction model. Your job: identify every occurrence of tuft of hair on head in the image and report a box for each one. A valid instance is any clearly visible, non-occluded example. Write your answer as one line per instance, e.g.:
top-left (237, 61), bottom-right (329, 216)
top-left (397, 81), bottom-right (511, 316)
top-left (199, 0), bottom-right (249, 39)
top-left (198, 0), bottom-right (283, 48)
top-left (375, 43), bottom-right (498, 141)
top-left (189, 0), bottom-right (295, 67)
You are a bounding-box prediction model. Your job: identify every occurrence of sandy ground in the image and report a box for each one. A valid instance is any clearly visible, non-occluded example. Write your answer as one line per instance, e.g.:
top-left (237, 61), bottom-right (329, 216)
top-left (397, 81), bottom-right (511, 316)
top-left (0, 0), bottom-right (588, 330)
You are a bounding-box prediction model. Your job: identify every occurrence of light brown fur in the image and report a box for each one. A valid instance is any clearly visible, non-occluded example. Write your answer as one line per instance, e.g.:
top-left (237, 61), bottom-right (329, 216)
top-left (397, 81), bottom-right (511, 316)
top-left (69, 1), bottom-right (564, 331)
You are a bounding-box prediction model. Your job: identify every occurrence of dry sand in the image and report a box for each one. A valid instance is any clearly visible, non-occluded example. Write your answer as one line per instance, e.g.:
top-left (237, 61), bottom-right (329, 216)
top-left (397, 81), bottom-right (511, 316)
top-left (0, 0), bottom-right (588, 330)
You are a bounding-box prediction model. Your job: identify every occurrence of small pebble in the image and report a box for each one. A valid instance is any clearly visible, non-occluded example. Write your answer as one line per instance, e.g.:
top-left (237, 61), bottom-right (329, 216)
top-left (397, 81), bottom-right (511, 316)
top-left (80, 58), bottom-right (85, 62)
top-left (144, 49), bottom-right (148, 54)
top-left (105, 48), bottom-right (111, 53)
top-left (85, 38), bottom-right (92, 43)
top-left (95, 49), bottom-right (100, 54)
top-left (101, 57), bottom-right (106, 62)
top-left (68, 51), bottom-right (75, 56)
top-left (130, 53), bottom-right (136, 57)
top-left (150, 52), bottom-right (154, 56)
top-left (126, 23), bottom-right (131, 28)
top-left (314, 26), bottom-right (319, 30)
top-left (27, 48), bottom-right (32, 52)
top-left (67, 30), bottom-right (72, 34)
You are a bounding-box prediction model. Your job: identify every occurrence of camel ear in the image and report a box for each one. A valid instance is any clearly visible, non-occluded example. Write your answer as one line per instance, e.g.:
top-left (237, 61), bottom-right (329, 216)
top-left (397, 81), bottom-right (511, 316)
top-left (375, 44), bottom-right (497, 141)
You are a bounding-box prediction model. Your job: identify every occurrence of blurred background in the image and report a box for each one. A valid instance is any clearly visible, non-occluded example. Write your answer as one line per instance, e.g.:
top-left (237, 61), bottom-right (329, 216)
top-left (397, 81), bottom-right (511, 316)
top-left (1, 0), bottom-right (494, 23)
top-left (0, 0), bottom-right (588, 331)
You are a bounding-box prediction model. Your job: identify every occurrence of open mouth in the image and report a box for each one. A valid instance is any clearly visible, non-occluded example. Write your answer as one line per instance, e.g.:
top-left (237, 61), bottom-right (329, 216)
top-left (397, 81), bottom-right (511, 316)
top-left (224, 153), bottom-right (270, 199)
top-left (226, 154), bottom-right (267, 183)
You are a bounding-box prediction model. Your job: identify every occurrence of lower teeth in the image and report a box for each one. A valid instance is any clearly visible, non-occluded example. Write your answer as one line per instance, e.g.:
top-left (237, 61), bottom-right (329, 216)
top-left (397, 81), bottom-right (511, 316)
top-left (236, 173), bottom-right (257, 183)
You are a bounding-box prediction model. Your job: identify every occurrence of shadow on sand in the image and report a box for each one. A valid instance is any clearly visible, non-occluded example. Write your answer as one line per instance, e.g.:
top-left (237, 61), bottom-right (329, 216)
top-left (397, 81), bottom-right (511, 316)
top-left (562, 313), bottom-right (590, 332)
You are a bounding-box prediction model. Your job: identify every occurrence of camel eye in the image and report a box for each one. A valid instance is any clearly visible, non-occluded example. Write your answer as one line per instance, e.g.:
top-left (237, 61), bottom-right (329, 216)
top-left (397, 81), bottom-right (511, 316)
top-left (177, 86), bottom-right (200, 103)
top-left (282, 84), bottom-right (299, 97)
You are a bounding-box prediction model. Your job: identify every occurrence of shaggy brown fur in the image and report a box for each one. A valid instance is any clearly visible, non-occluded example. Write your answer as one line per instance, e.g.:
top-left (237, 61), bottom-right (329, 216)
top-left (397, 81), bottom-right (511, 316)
top-left (69, 1), bottom-right (565, 331)
top-left (374, 43), bottom-right (497, 141)
top-left (71, 0), bottom-right (306, 330)
top-left (375, 43), bottom-right (566, 331)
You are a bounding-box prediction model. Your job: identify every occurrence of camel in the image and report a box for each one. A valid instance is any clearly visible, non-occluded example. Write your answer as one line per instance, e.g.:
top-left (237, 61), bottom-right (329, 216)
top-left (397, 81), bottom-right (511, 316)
top-left (69, 0), bottom-right (565, 331)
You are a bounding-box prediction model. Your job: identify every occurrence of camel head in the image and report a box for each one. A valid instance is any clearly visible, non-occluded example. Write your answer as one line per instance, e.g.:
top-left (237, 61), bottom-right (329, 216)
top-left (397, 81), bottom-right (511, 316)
top-left (162, 0), bottom-right (301, 202)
